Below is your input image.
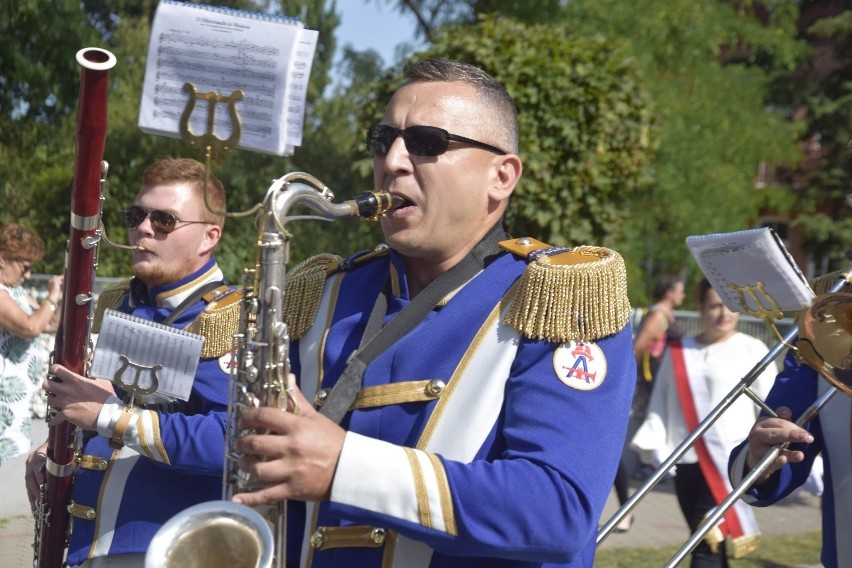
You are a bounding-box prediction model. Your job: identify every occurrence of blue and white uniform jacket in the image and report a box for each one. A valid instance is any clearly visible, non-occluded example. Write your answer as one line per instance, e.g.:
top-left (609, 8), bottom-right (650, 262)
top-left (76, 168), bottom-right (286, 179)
top-left (729, 350), bottom-right (852, 568)
top-left (290, 248), bottom-right (635, 568)
top-left (65, 259), bottom-right (233, 566)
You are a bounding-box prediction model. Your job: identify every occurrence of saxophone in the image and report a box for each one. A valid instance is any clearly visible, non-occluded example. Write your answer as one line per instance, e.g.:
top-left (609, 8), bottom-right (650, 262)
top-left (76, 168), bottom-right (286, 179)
top-left (33, 47), bottom-right (116, 568)
top-left (145, 173), bottom-right (401, 568)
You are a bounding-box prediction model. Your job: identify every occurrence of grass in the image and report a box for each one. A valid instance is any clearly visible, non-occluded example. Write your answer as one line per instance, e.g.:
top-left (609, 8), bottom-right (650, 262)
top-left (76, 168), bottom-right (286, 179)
top-left (595, 531), bottom-right (821, 567)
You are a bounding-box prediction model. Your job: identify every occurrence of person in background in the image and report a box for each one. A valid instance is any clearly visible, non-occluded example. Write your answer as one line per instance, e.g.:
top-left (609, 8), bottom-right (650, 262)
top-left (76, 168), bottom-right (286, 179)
top-left (25, 157), bottom-right (238, 567)
top-left (610, 274), bottom-right (685, 532)
top-left (0, 224), bottom-right (62, 465)
top-left (632, 278), bottom-right (777, 567)
top-left (729, 273), bottom-right (851, 568)
top-left (228, 58), bottom-right (636, 568)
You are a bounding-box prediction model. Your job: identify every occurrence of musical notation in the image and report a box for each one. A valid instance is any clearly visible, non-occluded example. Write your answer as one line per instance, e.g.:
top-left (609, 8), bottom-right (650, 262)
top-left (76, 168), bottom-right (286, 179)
top-left (138, 0), bottom-right (318, 156)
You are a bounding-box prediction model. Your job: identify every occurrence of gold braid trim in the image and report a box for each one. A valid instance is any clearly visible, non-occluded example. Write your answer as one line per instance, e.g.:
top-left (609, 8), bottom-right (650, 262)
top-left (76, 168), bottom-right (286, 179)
top-left (502, 240), bottom-right (631, 342)
top-left (92, 279), bottom-right (132, 334)
top-left (185, 289), bottom-right (242, 358)
top-left (704, 524), bottom-right (725, 554)
top-left (284, 253), bottom-right (343, 341)
top-left (730, 532), bottom-right (761, 559)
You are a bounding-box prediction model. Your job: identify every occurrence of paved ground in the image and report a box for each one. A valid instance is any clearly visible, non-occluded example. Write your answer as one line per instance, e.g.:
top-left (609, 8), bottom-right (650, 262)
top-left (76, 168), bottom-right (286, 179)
top-left (1, 421), bottom-right (823, 566)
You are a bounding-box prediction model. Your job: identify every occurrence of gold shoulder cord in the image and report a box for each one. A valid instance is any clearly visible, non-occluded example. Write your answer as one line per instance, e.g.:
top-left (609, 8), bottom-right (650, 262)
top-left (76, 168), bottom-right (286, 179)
top-left (500, 238), bottom-right (631, 343)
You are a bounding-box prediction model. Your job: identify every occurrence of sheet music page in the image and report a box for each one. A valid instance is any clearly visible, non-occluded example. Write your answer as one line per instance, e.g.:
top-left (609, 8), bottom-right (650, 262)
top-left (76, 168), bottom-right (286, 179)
top-left (89, 310), bottom-right (205, 401)
top-left (281, 27), bottom-right (319, 153)
top-left (138, 0), bottom-right (314, 156)
top-left (686, 227), bottom-right (815, 314)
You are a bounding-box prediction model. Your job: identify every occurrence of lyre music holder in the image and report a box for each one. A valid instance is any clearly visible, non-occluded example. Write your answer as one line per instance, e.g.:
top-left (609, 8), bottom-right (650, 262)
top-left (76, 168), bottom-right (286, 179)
top-left (179, 83), bottom-right (244, 160)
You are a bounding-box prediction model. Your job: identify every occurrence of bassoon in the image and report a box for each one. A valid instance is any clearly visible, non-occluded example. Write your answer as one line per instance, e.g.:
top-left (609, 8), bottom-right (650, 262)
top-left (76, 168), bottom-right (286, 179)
top-left (33, 47), bottom-right (116, 568)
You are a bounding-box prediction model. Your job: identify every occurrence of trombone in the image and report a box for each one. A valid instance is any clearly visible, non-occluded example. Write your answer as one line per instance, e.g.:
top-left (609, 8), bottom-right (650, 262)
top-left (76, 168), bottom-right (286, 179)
top-left (597, 267), bottom-right (852, 567)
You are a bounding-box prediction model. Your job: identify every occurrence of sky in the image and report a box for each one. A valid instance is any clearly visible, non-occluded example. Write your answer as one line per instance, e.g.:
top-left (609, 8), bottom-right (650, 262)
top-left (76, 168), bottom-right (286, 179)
top-left (333, 2), bottom-right (422, 66)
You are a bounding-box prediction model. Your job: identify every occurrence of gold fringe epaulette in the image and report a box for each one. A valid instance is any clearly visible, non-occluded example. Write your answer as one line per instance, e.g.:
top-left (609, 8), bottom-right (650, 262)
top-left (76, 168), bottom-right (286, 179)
top-left (283, 247), bottom-right (391, 340)
top-left (185, 288), bottom-right (242, 358)
top-left (92, 279), bottom-right (132, 333)
top-left (809, 270), bottom-right (851, 295)
top-left (501, 238), bottom-right (631, 342)
top-left (283, 253), bottom-right (344, 341)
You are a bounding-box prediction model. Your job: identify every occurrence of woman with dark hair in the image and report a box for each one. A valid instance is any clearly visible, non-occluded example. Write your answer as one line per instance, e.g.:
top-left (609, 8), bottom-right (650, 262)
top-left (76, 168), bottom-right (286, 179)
top-left (0, 224), bottom-right (62, 464)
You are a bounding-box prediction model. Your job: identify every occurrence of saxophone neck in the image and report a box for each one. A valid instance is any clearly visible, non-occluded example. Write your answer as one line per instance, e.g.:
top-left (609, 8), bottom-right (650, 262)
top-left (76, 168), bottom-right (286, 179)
top-left (261, 172), bottom-right (402, 231)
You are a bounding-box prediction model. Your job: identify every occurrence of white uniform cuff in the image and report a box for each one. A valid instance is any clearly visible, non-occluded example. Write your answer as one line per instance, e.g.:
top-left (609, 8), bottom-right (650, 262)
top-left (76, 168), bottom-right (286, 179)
top-left (96, 395), bottom-right (126, 437)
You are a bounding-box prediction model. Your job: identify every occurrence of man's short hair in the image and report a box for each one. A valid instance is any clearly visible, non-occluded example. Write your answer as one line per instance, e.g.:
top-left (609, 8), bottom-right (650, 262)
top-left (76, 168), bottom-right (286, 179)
top-left (141, 158), bottom-right (227, 228)
top-left (403, 58), bottom-right (519, 154)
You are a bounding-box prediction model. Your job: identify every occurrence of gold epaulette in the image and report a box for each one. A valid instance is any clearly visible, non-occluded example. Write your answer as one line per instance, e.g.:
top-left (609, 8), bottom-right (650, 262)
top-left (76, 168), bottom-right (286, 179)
top-left (284, 253), bottom-right (344, 341)
top-left (283, 247), bottom-right (391, 340)
top-left (185, 287), bottom-right (242, 358)
top-left (809, 270), bottom-right (851, 295)
top-left (92, 279), bottom-right (132, 333)
top-left (501, 238), bottom-right (631, 342)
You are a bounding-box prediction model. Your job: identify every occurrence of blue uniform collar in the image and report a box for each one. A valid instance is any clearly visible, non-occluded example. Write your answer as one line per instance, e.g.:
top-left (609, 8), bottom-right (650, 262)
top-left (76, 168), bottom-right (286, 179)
top-left (129, 257), bottom-right (224, 310)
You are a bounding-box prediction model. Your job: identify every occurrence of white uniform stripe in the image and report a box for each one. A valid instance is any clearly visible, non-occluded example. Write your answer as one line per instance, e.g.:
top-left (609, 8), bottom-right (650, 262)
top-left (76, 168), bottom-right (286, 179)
top-left (89, 448), bottom-right (139, 559)
top-left (392, 296), bottom-right (519, 567)
top-left (419, 304), bottom-right (518, 459)
top-left (819, 379), bottom-right (852, 568)
top-left (298, 274), bottom-right (342, 568)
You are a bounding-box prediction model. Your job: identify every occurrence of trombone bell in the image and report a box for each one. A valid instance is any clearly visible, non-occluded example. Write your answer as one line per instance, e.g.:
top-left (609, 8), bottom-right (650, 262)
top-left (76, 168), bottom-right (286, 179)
top-left (797, 292), bottom-right (852, 397)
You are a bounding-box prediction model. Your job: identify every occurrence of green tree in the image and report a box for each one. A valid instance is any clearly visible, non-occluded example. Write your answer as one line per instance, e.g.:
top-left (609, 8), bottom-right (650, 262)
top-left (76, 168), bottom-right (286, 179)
top-left (780, 5), bottom-right (852, 271)
top-left (560, 0), bottom-right (804, 304)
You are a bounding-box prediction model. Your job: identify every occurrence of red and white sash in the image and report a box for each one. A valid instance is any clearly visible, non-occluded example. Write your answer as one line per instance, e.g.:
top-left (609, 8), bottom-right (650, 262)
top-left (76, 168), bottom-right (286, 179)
top-left (670, 340), bottom-right (761, 557)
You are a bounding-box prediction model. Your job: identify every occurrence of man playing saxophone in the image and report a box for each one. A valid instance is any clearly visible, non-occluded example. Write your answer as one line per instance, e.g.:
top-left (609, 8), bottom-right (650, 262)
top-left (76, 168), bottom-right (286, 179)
top-left (25, 157), bottom-right (237, 567)
top-left (230, 58), bottom-right (636, 568)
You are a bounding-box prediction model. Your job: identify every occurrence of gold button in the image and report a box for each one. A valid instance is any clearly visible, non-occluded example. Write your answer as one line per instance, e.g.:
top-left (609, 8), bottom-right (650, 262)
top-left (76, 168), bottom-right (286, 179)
top-left (371, 528), bottom-right (386, 544)
top-left (314, 389), bottom-right (329, 407)
top-left (517, 237), bottom-right (531, 246)
top-left (425, 379), bottom-right (446, 397)
top-left (310, 529), bottom-right (325, 549)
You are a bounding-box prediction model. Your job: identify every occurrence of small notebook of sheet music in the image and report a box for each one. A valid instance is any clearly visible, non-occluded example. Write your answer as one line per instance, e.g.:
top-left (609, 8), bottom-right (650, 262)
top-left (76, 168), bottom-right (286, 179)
top-left (89, 309), bottom-right (204, 401)
top-left (138, 0), bottom-right (319, 156)
top-left (686, 227), bottom-right (815, 314)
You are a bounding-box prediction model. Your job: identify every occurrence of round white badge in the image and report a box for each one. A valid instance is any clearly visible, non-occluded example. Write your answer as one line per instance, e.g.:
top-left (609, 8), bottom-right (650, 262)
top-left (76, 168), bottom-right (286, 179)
top-left (553, 341), bottom-right (607, 391)
top-left (218, 350), bottom-right (237, 375)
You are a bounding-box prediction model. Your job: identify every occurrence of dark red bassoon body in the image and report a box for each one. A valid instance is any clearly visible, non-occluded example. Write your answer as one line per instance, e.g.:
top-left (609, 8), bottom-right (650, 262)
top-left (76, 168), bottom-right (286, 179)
top-left (34, 47), bottom-right (116, 568)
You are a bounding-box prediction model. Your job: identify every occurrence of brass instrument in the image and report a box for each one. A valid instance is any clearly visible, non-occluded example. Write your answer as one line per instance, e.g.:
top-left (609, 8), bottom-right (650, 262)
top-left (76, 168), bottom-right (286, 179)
top-left (34, 47), bottom-right (116, 568)
top-left (145, 173), bottom-right (401, 568)
top-left (597, 269), bottom-right (852, 567)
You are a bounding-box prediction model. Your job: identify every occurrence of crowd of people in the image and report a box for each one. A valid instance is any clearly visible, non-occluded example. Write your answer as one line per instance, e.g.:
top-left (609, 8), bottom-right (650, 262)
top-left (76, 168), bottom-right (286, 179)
top-left (0, 57), bottom-right (842, 568)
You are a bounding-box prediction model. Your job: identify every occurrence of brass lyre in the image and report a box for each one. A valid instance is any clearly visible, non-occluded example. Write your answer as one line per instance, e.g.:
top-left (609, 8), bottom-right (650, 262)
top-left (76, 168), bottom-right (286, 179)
top-left (179, 83), bottom-right (244, 160)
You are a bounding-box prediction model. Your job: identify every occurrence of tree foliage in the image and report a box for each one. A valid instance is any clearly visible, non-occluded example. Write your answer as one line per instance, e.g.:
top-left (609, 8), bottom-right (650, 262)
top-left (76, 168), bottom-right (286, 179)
top-left (558, 0), bottom-right (804, 303)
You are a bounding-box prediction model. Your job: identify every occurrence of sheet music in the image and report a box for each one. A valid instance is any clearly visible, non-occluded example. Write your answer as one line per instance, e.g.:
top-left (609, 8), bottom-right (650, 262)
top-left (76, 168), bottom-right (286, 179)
top-left (686, 227), bottom-right (815, 314)
top-left (90, 310), bottom-right (204, 401)
top-left (138, 0), bottom-right (318, 156)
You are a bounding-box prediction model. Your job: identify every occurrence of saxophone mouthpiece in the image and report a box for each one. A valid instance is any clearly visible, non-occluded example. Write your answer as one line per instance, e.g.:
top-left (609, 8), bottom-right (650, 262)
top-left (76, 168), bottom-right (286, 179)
top-left (350, 191), bottom-right (403, 221)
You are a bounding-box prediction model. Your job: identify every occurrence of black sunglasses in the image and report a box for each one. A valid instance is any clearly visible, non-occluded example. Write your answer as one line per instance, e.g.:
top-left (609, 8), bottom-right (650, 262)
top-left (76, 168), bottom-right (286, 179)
top-left (121, 206), bottom-right (208, 235)
top-left (366, 124), bottom-right (508, 157)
